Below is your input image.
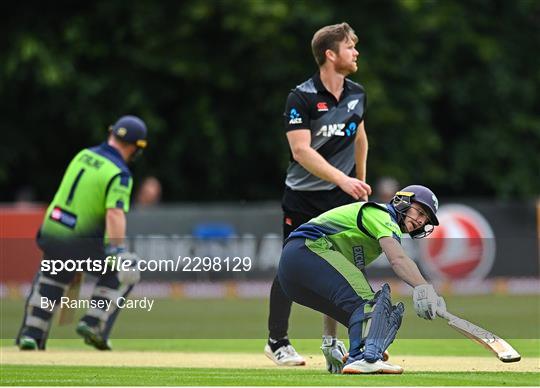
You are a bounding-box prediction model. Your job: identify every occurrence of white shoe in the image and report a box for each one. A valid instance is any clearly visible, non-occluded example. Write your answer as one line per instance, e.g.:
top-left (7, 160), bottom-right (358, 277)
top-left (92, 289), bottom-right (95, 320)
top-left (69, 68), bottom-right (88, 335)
top-left (264, 344), bottom-right (306, 366)
top-left (342, 359), bottom-right (403, 374)
top-left (343, 350), bottom-right (390, 363)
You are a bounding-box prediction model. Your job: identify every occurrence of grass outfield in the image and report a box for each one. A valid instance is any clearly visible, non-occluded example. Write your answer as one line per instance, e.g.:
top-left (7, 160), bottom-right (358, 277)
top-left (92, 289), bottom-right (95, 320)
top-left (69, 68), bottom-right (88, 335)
top-left (2, 365), bottom-right (539, 386)
top-left (2, 295), bottom-right (538, 340)
top-left (1, 296), bottom-right (539, 385)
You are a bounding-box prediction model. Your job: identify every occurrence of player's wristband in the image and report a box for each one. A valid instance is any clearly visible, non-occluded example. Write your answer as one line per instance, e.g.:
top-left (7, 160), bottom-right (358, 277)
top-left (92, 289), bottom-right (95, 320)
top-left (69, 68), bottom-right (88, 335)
top-left (104, 245), bottom-right (127, 268)
top-left (105, 244), bottom-right (127, 255)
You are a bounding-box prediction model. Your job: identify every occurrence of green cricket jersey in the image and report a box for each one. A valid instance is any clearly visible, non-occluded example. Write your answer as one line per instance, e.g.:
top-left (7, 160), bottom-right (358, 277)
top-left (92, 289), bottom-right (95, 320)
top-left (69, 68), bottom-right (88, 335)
top-left (40, 142), bottom-right (133, 239)
top-left (288, 202), bottom-right (402, 270)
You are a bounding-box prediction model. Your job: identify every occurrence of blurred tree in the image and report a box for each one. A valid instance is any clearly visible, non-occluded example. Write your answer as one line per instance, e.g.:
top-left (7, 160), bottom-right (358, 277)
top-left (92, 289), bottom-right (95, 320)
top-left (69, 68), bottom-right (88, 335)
top-left (1, 0), bottom-right (538, 202)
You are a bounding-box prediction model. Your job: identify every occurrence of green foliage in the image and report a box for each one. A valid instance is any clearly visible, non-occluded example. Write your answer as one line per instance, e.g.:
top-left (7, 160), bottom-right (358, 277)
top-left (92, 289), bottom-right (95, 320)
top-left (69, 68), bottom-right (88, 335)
top-left (1, 0), bottom-right (539, 201)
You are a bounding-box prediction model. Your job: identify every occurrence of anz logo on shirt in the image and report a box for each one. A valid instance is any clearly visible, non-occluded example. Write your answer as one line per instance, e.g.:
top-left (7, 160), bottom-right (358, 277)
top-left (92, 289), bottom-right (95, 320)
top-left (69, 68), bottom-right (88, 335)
top-left (316, 122), bottom-right (358, 137)
top-left (288, 108), bottom-right (303, 124)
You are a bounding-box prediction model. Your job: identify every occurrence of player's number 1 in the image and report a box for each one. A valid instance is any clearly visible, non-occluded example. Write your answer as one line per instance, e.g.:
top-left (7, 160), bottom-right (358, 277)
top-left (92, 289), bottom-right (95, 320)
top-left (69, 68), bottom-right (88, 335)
top-left (66, 168), bottom-right (85, 205)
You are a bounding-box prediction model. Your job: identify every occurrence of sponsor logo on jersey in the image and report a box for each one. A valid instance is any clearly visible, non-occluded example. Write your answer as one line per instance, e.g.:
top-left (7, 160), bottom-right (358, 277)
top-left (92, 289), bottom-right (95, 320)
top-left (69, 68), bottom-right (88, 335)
top-left (316, 102), bottom-right (329, 112)
top-left (316, 122), bottom-right (358, 137)
top-left (316, 123), bottom-right (345, 137)
top-left (347, 99), bottom-right (359, 112)
top-left (51, 208), bottom-right (62, 220)
top-left (385, 221), bottom-right (395, 228)
top-left (353, 246), bottom-right (365, 269)
top-left (50, 207), bottom-right (78, 229)
top-left (288, 108), bottom-right (302, 124)
top-left (419, 204), bottom-right (495, 280)
top-left (345, 122), bottom-right (357, 136)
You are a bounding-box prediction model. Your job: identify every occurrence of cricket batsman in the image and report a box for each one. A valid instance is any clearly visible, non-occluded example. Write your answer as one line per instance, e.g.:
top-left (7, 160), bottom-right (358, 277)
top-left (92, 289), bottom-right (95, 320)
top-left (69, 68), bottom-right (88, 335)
top-left (278, 185), bottom-right (445, 374)
top-left (16, 115), bottom-right (147, 350)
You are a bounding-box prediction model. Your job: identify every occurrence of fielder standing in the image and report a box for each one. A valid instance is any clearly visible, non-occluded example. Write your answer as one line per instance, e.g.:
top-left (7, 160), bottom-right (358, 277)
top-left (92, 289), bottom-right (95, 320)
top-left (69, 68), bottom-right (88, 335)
top-left (16, 115), bottom-right (148, 350)
top-left (279, 185), bottom-right (445, 374)
top-left (265, 22), bottom-right (371, 368)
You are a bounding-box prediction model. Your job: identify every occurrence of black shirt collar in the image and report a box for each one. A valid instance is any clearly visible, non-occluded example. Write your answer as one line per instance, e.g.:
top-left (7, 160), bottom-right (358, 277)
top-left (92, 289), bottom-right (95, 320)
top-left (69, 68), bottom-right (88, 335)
top-left (312, 72), bottom-right (350, 95)
top-left (313, 72), bottom-right (326, 92)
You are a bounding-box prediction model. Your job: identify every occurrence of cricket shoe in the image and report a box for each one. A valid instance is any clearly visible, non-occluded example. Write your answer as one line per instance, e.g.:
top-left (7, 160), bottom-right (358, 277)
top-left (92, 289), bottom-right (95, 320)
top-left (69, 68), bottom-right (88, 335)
top-left (343, 350), bottom-right (390, 363)
top-left (76, 322), bottom-right (112, 351)
top-left (342, 359), bottom-right (403, 374)
top-left (18, 336), bottom-right (38, 351)
top-left (264, 344), bottom-right (306, 366)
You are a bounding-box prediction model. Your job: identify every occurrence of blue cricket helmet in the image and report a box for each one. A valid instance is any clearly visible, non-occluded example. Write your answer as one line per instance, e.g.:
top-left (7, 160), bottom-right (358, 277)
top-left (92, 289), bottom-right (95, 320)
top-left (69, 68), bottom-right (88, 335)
top-left (110, 115), bottom-right (148, 149)
top-left (392, 185), bottom-right (439, 238)
top-left (400, 185), bottom-right (439, 226)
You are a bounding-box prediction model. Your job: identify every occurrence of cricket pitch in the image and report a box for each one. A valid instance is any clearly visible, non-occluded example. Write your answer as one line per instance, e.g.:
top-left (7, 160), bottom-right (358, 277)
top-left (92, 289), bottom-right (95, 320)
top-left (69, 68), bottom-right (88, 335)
top-left (1, 348), bottom-right (538, 372)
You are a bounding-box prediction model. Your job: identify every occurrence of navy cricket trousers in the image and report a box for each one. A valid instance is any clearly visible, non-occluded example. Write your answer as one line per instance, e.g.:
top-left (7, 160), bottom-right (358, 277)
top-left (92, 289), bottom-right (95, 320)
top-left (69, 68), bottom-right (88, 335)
top-left (278, 237), bottom-right (375, 328)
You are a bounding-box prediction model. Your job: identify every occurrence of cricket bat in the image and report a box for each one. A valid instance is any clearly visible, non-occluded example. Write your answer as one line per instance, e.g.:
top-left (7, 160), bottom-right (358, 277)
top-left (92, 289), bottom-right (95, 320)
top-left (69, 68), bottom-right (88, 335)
top-left (58, 273), bottom-right (83, 325)
top-left (438, 309), bottom-right (521, 363)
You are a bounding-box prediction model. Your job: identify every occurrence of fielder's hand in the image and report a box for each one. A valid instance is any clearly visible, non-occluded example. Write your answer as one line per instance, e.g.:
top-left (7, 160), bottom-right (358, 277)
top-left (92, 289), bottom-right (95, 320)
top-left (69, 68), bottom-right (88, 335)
top-left (117, 252), bottom-right (141, 285)
top-left (321, 336), bottom-right (347, 374)
top-left (413, 284), bottom-right (443, 320)
top-left (337, 176), bottom-right (371, 201)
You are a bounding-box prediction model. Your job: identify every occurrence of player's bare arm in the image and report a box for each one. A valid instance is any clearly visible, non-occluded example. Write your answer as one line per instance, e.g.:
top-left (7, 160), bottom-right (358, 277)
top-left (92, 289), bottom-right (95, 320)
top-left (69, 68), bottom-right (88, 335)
top-left (379, 237), bottom-right (427, 287)
top-left (286, 130), bottom-right (371, 200)
top-left (354, 121), bottom-right (369, 200)
top-left (106, 208), bottom-right (127, 247)
top-left (380, 236), bottom-right (442, 320)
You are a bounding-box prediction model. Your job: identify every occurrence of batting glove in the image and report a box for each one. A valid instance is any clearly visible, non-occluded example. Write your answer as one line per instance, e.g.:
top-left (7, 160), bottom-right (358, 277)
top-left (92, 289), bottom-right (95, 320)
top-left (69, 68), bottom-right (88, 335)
top-left (105, 245), bottom-right (141, 285)
top-left (413, 284), bottom-right (441, 320)
top-left (321, 336), bottom-right (347, 374)
top-left (117, 252), bottom-right (141, 285)
top-left (436, 295), bottom-right (447, 315)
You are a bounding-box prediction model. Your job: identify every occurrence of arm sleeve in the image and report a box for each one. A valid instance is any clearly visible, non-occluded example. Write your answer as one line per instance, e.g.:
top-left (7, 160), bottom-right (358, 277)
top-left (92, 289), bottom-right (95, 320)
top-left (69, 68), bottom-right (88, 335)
top-left (360, 206), bottom-right (402, 242)
top-left (105, 173), bottom-right (132, 212)
top-left (283, 91), bottom-right (311, 132)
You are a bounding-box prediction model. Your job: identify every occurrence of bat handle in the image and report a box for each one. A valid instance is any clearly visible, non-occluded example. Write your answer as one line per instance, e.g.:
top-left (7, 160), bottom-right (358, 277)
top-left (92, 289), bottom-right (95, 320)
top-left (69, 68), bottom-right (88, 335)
top-left (436, 307), bottom-right (457, 321)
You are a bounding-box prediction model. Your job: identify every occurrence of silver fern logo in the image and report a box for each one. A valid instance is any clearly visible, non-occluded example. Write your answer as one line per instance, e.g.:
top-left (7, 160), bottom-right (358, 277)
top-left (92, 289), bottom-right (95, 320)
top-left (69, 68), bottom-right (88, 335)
top-left (347, 99), bottom-right (359, 112)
